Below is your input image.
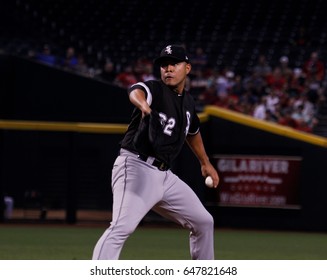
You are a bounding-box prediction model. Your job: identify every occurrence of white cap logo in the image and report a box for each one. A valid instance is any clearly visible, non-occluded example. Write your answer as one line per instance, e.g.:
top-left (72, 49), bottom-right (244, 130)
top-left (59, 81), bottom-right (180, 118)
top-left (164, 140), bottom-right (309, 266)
top-left (164, 45), bottom-right (172, 54)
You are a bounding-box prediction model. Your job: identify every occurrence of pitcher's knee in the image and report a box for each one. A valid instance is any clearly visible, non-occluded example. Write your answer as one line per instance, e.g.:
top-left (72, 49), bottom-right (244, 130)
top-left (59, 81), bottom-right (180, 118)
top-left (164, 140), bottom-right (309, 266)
top-left (111, 221), bottom-right (138, 239)
top-left (203, 213), bottom-right (214, 229)
top-left (193, 212), bottom-right (214, 232)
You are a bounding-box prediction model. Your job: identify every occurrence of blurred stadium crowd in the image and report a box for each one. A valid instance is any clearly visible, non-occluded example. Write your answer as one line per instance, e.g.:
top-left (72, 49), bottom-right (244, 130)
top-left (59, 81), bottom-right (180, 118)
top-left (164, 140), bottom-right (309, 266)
top-left (1, 0), bottom-right (327, 135)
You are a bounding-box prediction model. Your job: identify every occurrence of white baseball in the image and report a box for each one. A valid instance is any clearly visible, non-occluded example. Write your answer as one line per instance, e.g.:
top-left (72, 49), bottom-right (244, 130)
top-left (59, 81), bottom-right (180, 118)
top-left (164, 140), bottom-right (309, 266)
top-left (205, 176), bottom-right (214, 188)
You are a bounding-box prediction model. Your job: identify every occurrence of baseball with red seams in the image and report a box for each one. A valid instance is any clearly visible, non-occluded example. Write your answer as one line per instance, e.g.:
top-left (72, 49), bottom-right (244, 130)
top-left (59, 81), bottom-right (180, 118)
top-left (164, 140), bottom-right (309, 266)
top-left (205, 176), bottom-right (214, 188)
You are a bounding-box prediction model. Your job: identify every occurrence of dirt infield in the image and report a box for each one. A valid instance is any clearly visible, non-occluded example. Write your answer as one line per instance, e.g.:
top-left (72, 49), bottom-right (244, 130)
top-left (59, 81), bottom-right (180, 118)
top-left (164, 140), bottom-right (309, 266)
top-left (8, 208), bottom-right (112, 225)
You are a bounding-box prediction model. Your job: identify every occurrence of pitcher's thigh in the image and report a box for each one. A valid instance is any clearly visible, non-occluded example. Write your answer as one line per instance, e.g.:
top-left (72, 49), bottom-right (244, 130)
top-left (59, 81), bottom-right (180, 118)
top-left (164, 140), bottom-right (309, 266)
top-left (154, 177), bottom-right (213, 229)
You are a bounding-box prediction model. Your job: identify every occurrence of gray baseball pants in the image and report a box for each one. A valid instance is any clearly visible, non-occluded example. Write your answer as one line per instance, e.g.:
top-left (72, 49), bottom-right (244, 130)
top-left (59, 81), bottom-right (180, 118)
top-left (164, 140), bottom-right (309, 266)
top-left (92, 149), bottom-right (214, 260)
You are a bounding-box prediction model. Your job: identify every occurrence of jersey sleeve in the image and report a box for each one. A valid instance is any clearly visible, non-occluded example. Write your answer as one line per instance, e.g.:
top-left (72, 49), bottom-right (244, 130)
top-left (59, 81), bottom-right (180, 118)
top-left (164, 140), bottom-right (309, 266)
top-left (128, 81), bottom-right (153, 106)
top-left (185, 92), bottom-right (200, 135)
top-left (188, 112), bottom-right (200, 135)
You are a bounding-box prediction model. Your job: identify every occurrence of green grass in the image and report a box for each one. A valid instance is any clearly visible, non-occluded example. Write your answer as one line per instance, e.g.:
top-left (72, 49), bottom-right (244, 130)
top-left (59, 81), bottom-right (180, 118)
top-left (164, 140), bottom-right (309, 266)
top-left (0, 225), bottom-right (326, 260)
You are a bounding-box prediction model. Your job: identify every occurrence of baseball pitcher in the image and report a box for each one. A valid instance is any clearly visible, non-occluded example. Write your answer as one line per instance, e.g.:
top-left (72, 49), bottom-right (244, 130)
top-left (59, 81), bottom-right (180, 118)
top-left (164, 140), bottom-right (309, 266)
top-left (92, 44), bottom-right (219, 260)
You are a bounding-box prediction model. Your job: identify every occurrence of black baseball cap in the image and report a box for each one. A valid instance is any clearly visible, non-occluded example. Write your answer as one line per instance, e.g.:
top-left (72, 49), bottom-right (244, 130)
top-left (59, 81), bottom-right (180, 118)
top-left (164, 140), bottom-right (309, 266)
top-left (154, 44), bottom-right (190, 65)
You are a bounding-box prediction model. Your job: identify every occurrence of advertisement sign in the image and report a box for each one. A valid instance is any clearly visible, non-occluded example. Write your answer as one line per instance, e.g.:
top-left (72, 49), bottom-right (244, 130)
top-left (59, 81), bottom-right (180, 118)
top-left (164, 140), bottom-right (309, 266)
top-left (207, 155), bottom-right (302, 209)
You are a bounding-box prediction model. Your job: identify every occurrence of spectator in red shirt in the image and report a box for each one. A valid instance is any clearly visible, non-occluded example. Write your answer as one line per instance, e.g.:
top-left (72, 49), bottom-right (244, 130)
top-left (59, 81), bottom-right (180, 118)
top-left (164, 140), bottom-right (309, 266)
top-left (114, 64), bottom-right (138, 88)
top-left (266, 67), bottom-right (287, 92)
top-left (302, 51), bottom-right (325, 82)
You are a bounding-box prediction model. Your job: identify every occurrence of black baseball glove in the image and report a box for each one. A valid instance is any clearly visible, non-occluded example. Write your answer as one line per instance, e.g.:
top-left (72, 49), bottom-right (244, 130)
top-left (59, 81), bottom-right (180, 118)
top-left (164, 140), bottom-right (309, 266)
top-left (148, 110), bottom-right (165, 145)
top-left (133, 110), bottom-right (164, 156)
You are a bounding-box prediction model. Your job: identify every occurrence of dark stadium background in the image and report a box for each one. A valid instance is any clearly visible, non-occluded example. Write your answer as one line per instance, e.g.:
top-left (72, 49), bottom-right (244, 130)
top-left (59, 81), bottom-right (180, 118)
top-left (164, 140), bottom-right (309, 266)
top-left (2, 0), bottom-right (327, 75)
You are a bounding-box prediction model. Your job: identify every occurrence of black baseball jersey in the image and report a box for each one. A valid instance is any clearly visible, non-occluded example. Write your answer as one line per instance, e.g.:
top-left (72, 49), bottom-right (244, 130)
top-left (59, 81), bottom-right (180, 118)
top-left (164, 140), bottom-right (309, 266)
top-left (120, 80), bottom-right (200, 165)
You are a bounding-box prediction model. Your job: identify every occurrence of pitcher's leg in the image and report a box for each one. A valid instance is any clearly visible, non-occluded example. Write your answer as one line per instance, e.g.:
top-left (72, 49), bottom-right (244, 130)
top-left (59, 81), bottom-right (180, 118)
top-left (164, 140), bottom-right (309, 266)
top-left (92, 154), bottom-right (165, 259)
top-left (188, 211), bottom-right (214, 260)
top-left (92, 204), bottom-right (146, 259)
top-left (153, 173), bottom-right (214, 260)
